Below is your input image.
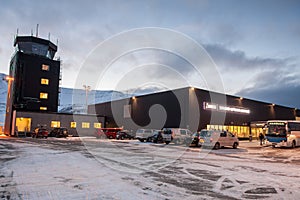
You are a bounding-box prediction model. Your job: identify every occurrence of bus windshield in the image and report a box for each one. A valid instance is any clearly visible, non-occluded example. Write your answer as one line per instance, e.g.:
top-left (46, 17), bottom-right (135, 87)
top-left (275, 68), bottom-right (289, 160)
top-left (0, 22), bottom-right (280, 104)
top-left (267, 123), bottom-right (286, 136)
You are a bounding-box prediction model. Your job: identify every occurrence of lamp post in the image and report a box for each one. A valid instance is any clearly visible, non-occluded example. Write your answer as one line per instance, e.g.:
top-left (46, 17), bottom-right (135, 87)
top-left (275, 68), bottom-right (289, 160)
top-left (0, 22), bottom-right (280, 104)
top-left (83, 85), bottom-right (91, 113)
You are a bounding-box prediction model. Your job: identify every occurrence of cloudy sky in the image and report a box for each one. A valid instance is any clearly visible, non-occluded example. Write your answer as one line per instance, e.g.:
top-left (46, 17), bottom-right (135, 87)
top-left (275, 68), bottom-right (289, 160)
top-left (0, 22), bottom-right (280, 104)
top-left (0, 0), bottom-right (300, 108)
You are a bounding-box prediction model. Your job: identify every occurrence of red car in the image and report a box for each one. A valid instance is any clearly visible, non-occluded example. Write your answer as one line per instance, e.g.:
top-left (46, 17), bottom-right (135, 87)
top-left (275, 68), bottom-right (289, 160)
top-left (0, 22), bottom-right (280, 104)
top-left (32, 127), bottom-right (49, 138)
top-left (95, 128), bottom-right (123, 139)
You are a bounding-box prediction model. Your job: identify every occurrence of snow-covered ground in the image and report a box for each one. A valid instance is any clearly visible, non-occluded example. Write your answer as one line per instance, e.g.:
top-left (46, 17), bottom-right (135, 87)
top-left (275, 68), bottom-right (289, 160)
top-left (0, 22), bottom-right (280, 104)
top-left (1, 137), bottom-right (300, 200)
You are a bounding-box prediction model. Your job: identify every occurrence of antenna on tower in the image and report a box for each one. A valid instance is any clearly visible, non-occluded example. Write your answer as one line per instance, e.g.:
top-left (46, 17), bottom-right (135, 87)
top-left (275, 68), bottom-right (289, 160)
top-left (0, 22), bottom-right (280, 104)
top-left (31, 29), bottom-right (33, 36)
top-left (16, 28), bottom-right (19, 36)
top-left (48, 32), bottom-right (51, 40)
top-left (56, 39), bottom-right (59, 47)
top-left (36, 24), bottom-right (39, 37)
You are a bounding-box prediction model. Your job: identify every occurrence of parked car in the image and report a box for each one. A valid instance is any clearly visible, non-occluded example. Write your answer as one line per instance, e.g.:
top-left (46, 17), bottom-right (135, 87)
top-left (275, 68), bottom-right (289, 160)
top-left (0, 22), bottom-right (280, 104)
top-left (190, 132), bottom-right (201, 147)
top-left (163, 128), bottom-right (193, 145)
top-left (135, 129), bottom-right (155, 142)
top-left (95, 128), bottom-right (123, 139)
top-left (32, 127), bottom-right (48, 138)
top-left (49, 127), bottom-right (68, 138)
top-left (148, 130), bottom-right (164, 143)
top-left (198, 129), bottom-right (239, 149)
top-left (116, 130), bottom-right (135, 140)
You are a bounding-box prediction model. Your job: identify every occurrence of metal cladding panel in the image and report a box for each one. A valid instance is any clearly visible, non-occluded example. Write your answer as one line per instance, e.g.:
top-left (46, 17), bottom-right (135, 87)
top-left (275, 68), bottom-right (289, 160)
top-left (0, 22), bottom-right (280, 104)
top-left (91, 87), bottom-right (298, 132)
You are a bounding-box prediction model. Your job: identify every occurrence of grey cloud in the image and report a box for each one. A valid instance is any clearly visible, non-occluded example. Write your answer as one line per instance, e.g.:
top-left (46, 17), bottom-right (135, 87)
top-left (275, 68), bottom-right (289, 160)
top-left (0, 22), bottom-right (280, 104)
top-left (203, 43), bottom-right (291, 71)
top-left (238, 83), bottom-right (300, 109)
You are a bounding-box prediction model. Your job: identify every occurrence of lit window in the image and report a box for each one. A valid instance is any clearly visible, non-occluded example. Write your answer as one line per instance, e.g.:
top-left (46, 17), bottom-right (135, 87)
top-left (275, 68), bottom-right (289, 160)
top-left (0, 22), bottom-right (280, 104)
top-left (40, 107), bottom-right (47, 111)
top-left (70, 122), bottom-right (76, 128)
top-left (94, 123), bottom-right (102, 128)
top-left (41, 78), bottom-right (49, 85)
top-left (40, 93), bottom-right (48, 99)
top-left (42, 64), bottom-right (50, 71)
top-left (82, 122), bottom-right (90, 128)
top-left (51, 121), bottom-right (60, 128)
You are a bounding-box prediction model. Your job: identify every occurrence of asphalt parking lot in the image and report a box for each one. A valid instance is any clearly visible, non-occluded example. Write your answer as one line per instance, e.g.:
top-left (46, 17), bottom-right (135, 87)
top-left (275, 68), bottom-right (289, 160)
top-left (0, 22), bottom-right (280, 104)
top-left (1, 136), bottom-right (300, 199)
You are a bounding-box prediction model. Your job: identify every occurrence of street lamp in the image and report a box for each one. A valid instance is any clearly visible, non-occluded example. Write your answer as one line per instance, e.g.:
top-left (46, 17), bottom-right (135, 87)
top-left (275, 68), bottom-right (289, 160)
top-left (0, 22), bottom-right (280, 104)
top-left (83, 85), bottom-right (91, 113)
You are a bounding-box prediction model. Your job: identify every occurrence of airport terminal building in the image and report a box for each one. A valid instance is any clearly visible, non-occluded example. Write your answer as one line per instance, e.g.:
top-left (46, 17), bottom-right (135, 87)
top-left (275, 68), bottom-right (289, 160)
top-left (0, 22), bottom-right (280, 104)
top-left (3, 34), bottom-right (300, 138)
top-left (89, 87), bottom-right (300, 139)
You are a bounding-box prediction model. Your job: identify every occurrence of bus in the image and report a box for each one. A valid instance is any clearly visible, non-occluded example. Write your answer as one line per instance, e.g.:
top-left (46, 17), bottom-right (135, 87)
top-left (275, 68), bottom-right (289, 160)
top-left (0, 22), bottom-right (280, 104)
top-left (265, 120), bottom-right (300, 148)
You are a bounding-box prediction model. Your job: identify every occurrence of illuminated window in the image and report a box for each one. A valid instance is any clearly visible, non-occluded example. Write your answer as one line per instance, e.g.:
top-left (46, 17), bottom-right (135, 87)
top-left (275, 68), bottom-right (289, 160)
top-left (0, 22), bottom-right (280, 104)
top-left (42, 64), bottom-right (50, 71)
top-left (40, 92), bottom-right (48, 99)
top-left (70, 122), bottom-right (76, 128)
top-left (94, 123), bottom-right (102, 128)
top-left (82, 122), bottom-right (90, 128)
top-left (40, 107), bottom-right (47, 111)
top-left (41, 78), bottom-right (49, 85)
top-left (51, 121), bottom-right (60, 128)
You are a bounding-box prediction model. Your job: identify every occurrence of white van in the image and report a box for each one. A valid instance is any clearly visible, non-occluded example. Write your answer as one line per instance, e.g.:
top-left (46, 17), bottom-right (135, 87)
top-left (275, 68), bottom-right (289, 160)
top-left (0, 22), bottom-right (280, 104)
top-left (198, 129), bottom-right (239, 149)
top-left (163, 128), bottom-right (193, 145)
top-left (135, 129), bottom-right (155, 142)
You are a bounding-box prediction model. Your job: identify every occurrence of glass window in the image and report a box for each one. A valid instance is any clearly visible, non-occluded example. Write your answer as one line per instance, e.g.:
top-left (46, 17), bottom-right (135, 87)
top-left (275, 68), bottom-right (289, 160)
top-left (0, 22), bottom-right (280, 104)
top-left (94, 123), bottom-right (102, 128)
top-left (40, 92), bottom-right (48, 99)
top-left (70, 122), bottom-right (76, 128)
top-left (82, 122), bottom-right (90, 128)
top-left (51, 121), bottom-right (60, 128)
top-left (42, 64), bottom-right (50, 71)
top-left (41, 78), bottom-right (49, 85)
top-left (40, 107), bottom-right (47, 111)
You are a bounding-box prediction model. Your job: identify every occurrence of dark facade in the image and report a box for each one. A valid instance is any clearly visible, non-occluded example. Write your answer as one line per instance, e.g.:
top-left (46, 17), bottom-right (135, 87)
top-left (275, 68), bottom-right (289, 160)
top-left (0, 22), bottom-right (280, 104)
top-left (4, 36), bottom-right (60, 135)
top-left (89, 87), bottom-right (300, 139)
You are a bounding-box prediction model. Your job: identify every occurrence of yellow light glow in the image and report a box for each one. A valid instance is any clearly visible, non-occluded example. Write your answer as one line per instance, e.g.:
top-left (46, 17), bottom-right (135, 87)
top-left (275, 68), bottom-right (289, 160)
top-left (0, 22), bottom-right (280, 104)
top-left (40, 92), bottom-right (48, 99)
top-left (5, 76), bottom-right (14, 81)
top-left (40, 107), bottom-right (47, 111)
top-left (41, 78), bottom-right (49, 85)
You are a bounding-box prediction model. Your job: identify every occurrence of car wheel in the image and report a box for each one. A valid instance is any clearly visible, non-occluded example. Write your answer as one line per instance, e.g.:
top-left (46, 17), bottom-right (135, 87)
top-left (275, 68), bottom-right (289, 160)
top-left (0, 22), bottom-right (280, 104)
top-left (139, 139), bottom-right (144, 142)
top-left (214, 142), bottom-right (220, 150)
top-left (291, 140), bottom-right (296, 148)
top-left (232, 142), bottom-right (238, 149)
top-left (165, 141), bottom-right (170, 145)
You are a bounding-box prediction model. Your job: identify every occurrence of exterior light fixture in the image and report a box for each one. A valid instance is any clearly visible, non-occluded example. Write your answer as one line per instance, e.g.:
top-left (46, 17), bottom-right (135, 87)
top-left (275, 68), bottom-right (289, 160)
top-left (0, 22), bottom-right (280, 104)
top-left (272, 103), bottom-right (275, 106)
top-left (191, 87), bottom-right (195, 90)
top-left (132, 96), bottom-right (136, 100)
top-left (4, 76), bottom-right (14, 82)
top-left (240, 97), bottom-right (243, 100)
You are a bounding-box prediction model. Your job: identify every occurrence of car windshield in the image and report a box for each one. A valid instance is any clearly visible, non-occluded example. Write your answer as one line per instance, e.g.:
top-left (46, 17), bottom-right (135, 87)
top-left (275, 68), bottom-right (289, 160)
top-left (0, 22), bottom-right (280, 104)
top-left (192, 132), bottom-right (199, 137)
top-left (200, 130), bottom-right (212, 137)
top-left (137, 129), bottom-right (144, 133)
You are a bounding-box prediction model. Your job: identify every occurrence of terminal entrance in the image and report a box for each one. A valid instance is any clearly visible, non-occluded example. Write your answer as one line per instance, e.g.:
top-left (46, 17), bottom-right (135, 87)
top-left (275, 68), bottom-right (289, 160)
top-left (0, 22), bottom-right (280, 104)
top-left (207, 123), bottom-right (266, 139)
top-left (206, 124), bottom-right (250, 139)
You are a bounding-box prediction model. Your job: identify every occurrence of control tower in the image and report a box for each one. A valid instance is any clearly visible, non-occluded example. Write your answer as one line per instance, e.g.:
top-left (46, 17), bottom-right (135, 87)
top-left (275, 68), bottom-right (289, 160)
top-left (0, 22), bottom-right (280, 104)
top-left (4, 35), bottom-right (60, 135)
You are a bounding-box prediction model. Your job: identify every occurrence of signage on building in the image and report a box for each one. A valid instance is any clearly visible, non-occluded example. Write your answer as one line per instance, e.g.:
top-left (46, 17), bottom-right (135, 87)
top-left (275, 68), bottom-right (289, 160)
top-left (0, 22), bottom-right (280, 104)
top-left (203, 102), bottom-right (250, 114)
